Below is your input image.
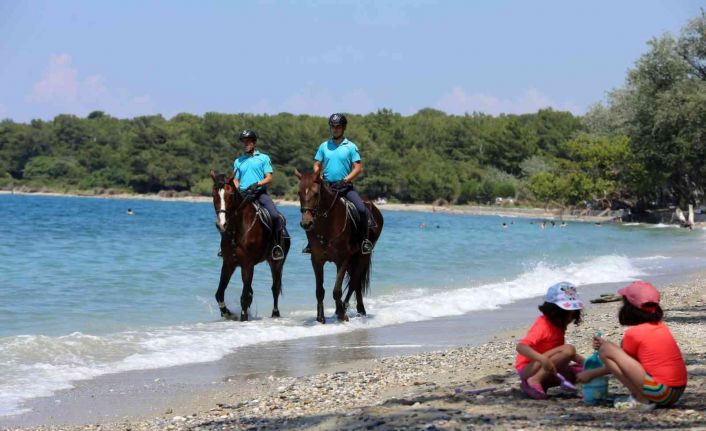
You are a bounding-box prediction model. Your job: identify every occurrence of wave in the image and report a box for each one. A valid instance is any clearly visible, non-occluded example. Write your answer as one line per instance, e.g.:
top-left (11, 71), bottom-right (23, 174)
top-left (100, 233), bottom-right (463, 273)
top-left (0, 254), bottom-right (643, 417)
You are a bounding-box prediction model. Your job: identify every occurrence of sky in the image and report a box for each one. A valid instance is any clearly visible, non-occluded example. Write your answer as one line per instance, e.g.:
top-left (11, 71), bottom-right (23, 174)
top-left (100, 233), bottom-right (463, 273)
top-left (0, 0), bottom-right (703, 122)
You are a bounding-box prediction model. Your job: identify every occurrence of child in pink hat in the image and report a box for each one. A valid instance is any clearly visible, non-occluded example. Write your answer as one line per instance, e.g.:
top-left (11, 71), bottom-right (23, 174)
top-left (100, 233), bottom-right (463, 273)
top-left (576, 281), bottom-right (687, 410)
top-left (515, 281), bottom-right (585, 399)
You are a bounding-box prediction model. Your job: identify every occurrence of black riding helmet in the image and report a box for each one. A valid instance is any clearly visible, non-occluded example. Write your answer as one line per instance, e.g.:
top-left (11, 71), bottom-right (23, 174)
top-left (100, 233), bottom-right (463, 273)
top-left (239, 129), bottom-right (257, 141)
top-left (328, 113), bottom-right (348, 127)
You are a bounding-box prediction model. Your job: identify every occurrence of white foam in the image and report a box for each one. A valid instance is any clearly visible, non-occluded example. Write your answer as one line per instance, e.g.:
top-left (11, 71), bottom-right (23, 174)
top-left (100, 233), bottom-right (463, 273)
top-left (648, 223), bottom-right (680, 229)
top-left (0, 254), bottom-right (643, 417)
top-left (633, 255), bottom-right (670, 261)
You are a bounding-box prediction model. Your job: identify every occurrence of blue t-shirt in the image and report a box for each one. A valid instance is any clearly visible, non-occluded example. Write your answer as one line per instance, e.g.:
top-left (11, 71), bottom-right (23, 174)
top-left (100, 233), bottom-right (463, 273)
top-left (313, 138), bottom-right (361, 183)
top-left (233, 151), bottom-right (273, 191)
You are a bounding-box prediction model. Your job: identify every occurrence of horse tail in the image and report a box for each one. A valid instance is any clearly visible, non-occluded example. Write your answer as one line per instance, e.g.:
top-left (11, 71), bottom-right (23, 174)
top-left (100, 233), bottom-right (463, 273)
top-left (361, 255), bottom-right (371, 297)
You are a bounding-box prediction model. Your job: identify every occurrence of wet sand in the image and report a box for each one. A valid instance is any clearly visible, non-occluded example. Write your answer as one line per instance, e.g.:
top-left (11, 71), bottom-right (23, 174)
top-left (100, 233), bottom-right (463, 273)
top-left (3, 274), bottom-right (704, 430)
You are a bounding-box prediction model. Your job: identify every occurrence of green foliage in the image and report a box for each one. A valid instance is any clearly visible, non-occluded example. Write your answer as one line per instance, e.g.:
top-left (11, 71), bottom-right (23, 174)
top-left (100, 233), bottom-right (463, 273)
top-left (0, 108), bottom-right (584, 204)
top-left (586, 11), bottom-right (706, 207)
top-left (23, 156), bottom-right (86, 182)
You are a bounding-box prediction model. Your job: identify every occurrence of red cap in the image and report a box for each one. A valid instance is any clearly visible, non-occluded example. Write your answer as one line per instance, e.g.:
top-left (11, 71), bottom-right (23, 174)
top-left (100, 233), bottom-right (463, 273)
top-left (618, 281), bottom-right (660, 311)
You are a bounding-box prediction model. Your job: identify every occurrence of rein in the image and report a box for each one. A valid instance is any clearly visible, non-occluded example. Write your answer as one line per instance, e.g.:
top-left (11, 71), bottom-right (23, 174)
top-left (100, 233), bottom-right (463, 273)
top-left (301, 182), bottom-right (349, 240)
top-left (219, 187), bottom-right (259, 237)
top-left (301, 183), bottom-right (339, 220)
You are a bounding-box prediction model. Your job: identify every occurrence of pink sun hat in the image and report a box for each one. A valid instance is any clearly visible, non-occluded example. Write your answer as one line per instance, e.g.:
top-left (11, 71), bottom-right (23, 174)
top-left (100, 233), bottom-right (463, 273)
top-left (618, 281), bottom-right (660, 311)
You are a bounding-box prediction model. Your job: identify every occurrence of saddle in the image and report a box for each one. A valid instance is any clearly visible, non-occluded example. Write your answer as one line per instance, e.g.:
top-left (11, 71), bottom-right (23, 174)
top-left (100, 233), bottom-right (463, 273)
top-left (337, 197), bottom-right (377, 231)
top-left (251, 201), bottom-right (274, 232)
top-left (250, 201), bottom-right (287, 236)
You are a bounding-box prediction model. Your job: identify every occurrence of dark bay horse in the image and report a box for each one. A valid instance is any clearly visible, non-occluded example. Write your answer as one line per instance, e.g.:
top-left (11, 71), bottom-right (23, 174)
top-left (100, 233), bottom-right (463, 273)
top-left (295, 170), bottom-right (383, 323)
top-left (210, 171), bottom-right (290, 321)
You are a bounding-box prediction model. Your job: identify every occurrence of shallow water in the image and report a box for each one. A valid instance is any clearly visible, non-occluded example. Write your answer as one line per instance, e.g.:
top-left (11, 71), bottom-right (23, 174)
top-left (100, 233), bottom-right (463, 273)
top-left (1, 194), bottom-right (704, 416)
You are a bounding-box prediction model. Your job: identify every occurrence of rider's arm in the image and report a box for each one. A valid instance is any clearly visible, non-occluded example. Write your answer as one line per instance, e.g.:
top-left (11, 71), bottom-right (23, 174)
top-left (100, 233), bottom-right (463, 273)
top-left (344, 161), bottom-right (362, 183)
top-left (233, 177), bottom-right (240, 189)
top-left (258, 173), bottom-right (273, 187)
top-left (313, 160), bottom-right (322, 178)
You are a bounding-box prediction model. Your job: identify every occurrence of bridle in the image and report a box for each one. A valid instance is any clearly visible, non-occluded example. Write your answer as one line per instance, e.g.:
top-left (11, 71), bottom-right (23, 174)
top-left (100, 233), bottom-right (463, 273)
top-left (215, 182), bottom-right (259, 236)
top-left (300, 181), bottom-right (339, 221)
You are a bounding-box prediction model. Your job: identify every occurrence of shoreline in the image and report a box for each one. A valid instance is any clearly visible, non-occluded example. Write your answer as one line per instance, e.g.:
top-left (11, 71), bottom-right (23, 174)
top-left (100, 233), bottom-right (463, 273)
top-left (3, 274), bottom-right (705, 430)
top-left (0, 189), bottom-right (648, 224)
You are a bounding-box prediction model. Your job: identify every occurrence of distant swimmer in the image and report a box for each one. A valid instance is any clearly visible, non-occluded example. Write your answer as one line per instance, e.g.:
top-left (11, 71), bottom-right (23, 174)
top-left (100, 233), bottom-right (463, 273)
top-left (127, 208), bottom-right (134, 215)
top-left (560, 222), bottom-right (567, 228)
top-left (419, 223), bottom-right (427, 229)
top-left (540, 222), bottom-right (546, 229)
top-left (502, 222), bottom-right (508, 229)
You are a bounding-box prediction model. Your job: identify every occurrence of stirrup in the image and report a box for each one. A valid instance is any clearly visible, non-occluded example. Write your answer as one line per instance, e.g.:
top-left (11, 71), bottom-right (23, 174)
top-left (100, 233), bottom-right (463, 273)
top-left (271, 245), bottom-right (284, 260)
top-left (361, 239), bottom-right (374, 255)
top-left (302, 244), bottom-right (311, 254)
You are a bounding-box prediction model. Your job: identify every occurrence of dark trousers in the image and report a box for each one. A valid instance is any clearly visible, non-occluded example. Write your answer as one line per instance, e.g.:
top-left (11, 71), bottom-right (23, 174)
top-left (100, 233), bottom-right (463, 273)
top-left (256, 191), bottom-right (283, 234)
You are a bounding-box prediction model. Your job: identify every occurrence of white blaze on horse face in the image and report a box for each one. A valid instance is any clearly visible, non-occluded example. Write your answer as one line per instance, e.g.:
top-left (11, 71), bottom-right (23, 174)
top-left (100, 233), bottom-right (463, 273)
top-left (217, 188), bottom-right (227, 229)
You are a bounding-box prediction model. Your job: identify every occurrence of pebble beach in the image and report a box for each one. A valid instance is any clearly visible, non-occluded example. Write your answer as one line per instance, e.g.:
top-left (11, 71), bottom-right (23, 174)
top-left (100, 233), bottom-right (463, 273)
top-left (5, 273), bottom-right (705, 431)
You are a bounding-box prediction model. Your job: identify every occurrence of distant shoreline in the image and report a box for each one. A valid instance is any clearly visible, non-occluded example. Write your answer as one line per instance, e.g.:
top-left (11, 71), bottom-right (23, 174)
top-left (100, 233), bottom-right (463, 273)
top-left (1, 189), bottom-right (695, 225)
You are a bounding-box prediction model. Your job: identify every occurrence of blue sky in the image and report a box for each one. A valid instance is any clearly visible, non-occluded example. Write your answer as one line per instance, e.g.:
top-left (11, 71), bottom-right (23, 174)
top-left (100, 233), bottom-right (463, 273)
top-left (0, 0), bottom-right (702, 122)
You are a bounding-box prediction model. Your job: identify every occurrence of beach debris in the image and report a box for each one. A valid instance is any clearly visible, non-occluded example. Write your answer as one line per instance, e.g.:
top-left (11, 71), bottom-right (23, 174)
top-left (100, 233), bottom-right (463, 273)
top-left (590, 294), bottom-right (622, 303)
top-left (454, 386), bottom-right (499, 395)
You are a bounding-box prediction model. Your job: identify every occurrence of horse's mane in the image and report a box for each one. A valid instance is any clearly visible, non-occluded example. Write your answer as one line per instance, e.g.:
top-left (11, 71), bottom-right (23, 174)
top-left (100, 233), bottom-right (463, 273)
top-left (214, 173), bottom-right (231, 189)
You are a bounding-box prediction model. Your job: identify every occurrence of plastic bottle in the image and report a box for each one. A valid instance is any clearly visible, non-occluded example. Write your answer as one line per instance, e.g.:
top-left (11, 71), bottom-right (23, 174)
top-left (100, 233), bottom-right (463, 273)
top-left (582, 331), bottom-right (609, 404)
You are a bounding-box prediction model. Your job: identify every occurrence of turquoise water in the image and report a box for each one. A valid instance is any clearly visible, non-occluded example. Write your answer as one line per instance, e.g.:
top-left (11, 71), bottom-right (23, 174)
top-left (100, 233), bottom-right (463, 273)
top-left (0, 194), bottom-right (704, 415)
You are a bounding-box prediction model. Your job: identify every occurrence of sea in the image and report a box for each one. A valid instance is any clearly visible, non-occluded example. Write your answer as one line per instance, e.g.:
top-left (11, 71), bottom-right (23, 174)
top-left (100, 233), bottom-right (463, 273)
top-left (1, 193), bottom-right (705, 417)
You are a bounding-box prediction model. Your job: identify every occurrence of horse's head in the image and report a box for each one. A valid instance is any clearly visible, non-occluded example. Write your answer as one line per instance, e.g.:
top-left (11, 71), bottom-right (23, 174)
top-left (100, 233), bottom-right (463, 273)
top-left (294, 169), bottom-right (323, 231)
top-left (210, 170), bottom-right (238, 233)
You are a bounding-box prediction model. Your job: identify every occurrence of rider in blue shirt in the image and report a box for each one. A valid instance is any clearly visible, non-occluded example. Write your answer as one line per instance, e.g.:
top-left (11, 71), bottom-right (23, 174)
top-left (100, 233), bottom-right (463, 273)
top-left (233, 129), bottom-right (285, 260)
top-left (303, 113), bottom-right (373, 255)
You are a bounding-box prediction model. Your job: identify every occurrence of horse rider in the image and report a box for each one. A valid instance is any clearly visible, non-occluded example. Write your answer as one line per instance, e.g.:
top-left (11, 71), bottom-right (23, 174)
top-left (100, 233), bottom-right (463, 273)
top-left (302, 113), bottom-right (374, 255)
top-left (233, 129), bottom-right (285, 260)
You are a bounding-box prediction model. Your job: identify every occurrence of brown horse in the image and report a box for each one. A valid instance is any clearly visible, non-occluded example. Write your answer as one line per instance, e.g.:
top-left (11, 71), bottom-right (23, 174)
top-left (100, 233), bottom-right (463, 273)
top-left (210, 171), bottom-right (290, 321)
top-left (295, 170), bottom-right (383, 323)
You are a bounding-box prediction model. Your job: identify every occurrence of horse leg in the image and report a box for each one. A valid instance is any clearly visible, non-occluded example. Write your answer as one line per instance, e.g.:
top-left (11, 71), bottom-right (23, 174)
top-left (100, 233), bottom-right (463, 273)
top-left (268, 258), bottom-right (283, 318)
top-left (240, 264), bottom-right (254, 322)
top-left (312, 257), bottom-right (326, 324)
top-left (355, 288), bottom-right (366, 316)
top-left (333, 261), bottom-right (349, 322)
top-left (215, 259), bottom-right (237, 319)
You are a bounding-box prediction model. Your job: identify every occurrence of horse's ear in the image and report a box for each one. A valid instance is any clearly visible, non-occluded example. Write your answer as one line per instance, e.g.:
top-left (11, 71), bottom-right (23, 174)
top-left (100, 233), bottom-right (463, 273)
top-left (210, 170), bottom-right (217, 182)
top-left (294, 168), bottom-right (302, 180)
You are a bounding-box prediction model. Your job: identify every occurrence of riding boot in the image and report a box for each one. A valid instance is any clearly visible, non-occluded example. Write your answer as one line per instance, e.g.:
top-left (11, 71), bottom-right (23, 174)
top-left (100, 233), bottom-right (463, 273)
top-left (271, 229), bottom-right (285, 261)
top-left (358, 213), bottom-right (373, 255)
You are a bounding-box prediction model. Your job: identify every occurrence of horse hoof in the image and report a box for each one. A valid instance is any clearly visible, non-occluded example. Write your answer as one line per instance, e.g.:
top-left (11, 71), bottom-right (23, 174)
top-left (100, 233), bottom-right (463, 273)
top-left (240, 312), bottom-right (248, 322)
top-left (220, 307), bottom-right (233, 319)
top-left (338, 313), bottom-right (349, 322)
top-left (317, 316), bottom-right (326, 324)
top-left (271, 310), bottom-right (280, 318)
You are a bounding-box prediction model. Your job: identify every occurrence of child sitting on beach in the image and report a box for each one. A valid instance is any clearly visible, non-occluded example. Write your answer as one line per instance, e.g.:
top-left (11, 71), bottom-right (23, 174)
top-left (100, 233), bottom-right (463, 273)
top-left (516, 281), bottom-right (585, 399)
top-left (576, 281), bottom-right (687, 410)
